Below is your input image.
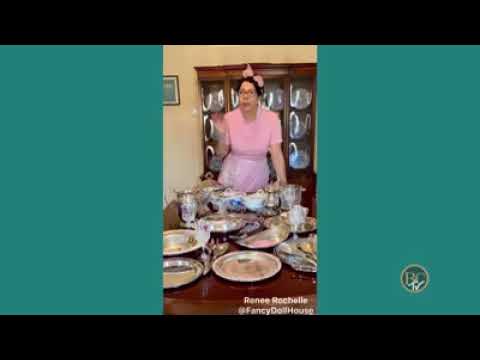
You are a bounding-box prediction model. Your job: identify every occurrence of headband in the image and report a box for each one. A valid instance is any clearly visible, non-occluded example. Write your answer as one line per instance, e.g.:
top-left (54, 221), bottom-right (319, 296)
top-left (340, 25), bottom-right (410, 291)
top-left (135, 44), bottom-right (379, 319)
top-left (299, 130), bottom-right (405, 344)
top-left (242, 64), bottom-right (264, 87)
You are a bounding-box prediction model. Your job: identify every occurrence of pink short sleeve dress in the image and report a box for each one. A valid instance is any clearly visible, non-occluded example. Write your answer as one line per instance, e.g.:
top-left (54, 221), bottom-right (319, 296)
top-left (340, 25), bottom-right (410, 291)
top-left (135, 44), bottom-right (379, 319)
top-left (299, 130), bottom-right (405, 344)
top-left (218, 107), bottom-right (282, 193)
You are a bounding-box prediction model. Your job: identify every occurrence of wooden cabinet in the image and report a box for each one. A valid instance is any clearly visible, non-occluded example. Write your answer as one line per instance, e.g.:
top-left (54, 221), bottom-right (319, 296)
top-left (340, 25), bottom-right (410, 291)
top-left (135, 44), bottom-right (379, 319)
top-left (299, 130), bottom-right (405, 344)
top-left (195, 63), bottom-right (317, 210)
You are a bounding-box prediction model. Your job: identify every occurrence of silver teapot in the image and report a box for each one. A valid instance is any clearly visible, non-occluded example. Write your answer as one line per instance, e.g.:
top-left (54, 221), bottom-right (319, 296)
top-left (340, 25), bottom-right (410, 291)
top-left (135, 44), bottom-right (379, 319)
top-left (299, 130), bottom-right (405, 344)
top-left (264, 185), bottom-right (281, 209)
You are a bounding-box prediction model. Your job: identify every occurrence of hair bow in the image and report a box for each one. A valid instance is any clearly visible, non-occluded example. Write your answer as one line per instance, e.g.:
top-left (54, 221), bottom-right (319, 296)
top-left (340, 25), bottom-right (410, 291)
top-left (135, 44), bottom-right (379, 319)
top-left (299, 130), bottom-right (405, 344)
top-left (242, 64), bottom-right (264, 87)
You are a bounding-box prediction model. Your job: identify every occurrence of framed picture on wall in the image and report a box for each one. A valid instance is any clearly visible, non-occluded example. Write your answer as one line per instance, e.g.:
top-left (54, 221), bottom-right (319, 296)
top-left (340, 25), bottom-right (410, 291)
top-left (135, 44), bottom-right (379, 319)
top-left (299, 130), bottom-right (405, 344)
top-left (163, 75), bottom-right (180, 105)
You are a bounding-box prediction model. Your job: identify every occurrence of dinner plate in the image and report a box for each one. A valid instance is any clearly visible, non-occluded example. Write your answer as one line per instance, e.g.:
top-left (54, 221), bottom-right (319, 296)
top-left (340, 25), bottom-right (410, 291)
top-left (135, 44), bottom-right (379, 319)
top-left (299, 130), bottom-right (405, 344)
top-left (212, 251), bottom-right (282, 282)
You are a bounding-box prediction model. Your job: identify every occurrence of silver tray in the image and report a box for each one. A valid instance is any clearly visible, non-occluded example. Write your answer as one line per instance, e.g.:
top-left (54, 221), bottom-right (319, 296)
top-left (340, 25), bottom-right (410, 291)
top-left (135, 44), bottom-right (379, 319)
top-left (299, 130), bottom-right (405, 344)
top-left (229, 220), bottom-right (263, 239)
top-left (264, 215), bottom-right (317, 234)
top-left (212, 251), bottom-right (282, 282)
top-left (235, 222), bottom-right (289, 249)
top-left (163, 229), bottom-right (205, 256)
top-left (274, 235), bottom-right (317, 273)
top-left (164, 257), bottom-right (204, 289)
top-left (199, 214), bottom-right (246, 233)
top-left (227, 213), bottom-right (262, 223)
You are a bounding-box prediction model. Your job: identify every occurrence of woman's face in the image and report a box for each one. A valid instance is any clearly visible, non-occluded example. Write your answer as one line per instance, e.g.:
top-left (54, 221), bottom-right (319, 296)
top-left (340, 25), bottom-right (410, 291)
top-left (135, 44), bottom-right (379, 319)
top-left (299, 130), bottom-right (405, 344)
top-left (239, 81), bottom-right (258, 113)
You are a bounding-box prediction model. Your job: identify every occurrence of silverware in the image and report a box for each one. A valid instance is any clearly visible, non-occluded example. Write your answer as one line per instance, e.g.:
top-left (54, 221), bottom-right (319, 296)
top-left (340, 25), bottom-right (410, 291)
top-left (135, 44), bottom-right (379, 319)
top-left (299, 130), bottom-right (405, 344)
top-left (277, 249), bottom-right (317, 267)
top-left (296, 245), bottom-right (317, 262)
top-left (274, 235), bottom-right (317, 272)
top-left (201, 241), bottom-right (229, 276)
top-left (214, 242), bottom-right (229, 258)
top-left (164, 265), bottom-right (194, 273)
top-left (201, 243), bottom-right (214, 276)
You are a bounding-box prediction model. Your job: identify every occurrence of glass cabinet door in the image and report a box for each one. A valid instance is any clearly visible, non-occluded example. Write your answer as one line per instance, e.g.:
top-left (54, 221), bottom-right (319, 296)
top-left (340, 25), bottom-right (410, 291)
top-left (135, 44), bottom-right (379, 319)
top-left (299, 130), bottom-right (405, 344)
top-left (262, 79), bottom-right (286, 114)
top-left (200, 81), bottom-right (226, 173)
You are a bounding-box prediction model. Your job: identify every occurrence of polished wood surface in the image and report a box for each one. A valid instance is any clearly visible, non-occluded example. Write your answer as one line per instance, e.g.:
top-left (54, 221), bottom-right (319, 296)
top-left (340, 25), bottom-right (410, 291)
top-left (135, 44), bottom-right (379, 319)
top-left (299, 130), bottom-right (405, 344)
top-left (163, 202), bottom-right (317, 315)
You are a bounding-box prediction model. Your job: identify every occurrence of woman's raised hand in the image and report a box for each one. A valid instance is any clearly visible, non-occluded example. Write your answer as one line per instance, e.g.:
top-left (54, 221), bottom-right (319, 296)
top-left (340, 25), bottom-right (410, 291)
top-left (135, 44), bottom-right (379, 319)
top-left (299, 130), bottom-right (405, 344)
top-left (211, 112), bottom-right (227, 134)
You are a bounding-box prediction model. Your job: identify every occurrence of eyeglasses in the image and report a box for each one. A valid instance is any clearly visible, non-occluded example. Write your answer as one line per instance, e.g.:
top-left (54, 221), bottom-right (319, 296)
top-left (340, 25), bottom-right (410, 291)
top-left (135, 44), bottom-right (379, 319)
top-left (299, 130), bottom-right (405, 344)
top-left (239, 90), bottom-right (256, 97)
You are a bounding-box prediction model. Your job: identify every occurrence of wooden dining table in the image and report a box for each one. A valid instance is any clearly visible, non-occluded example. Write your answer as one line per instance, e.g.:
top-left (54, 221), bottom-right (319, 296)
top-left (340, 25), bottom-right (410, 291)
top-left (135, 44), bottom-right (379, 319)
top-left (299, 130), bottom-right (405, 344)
top-left (163, 201), bottom-right (317, 315)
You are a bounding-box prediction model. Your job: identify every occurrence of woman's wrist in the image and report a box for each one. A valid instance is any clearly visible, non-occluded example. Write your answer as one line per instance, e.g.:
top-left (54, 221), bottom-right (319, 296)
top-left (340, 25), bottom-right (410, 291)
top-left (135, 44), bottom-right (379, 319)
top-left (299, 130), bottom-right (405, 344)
top-left (277, 178), bottom-right (287, 186)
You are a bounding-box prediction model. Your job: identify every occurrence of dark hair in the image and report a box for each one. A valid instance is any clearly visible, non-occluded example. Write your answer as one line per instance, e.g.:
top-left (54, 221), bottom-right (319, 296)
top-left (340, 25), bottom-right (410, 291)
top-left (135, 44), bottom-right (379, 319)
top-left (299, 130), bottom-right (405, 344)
top-left (237, 77), bottom-right (264, 97)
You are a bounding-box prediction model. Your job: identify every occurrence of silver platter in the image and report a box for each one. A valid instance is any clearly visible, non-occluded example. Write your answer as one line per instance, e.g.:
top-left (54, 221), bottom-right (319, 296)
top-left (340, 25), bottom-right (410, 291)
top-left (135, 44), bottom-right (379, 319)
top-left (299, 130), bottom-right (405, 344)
top-left (274, 234), bottom-right (317, 273)
top-left (235, 222), bottom-right (290, 249)
top-left (212, 251), bottom-right (282, 283)
top-left (264, 215), bottom-right (317, 234)
top-left (228, 220), bottom-right (263, 242)
top-left (227, 212), bottom-right (262, 223)
top-left (199, 214), bottom-right (246, 233)
top-left (163, 229), bottom-right (205, 256)
top-left (164, 257), bottom-right (204, 289)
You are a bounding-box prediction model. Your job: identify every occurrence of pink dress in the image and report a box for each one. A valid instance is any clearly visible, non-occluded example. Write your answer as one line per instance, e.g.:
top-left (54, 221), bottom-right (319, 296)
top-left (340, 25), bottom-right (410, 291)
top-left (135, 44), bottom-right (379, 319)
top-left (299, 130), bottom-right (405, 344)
top-left (218, 107), bottom-right (282, 193)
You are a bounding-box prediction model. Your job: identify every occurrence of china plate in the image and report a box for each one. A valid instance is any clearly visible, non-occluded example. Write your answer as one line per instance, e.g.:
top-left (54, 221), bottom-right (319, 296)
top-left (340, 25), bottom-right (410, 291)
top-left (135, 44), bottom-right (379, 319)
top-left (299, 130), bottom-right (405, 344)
top-left (204, 90), bottom-right (224, 112)
top-left (212, 251), bottom-right (282, 282)
top-left (163, 257), bottom-right (204, 289)
top-left (163, 229), bottom-right (205, 256)
top-left (290, 88), bottom-right (312, 110)
top-left (289, 112), bottom-right (311, 140)
top-left (265, 88), bottom-right (284, 111)
top-left (289, 148), bottom-right (311, 169)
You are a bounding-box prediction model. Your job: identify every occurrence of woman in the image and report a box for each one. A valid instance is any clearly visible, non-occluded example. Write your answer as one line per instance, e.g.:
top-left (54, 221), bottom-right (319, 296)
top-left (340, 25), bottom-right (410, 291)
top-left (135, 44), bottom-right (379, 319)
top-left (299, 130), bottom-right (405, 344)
top-left (212, 64), bottom-right (287, 193)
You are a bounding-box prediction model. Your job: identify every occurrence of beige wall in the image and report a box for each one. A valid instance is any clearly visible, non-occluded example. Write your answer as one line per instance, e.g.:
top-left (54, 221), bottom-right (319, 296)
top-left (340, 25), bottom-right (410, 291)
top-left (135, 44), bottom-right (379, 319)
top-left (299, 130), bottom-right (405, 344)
top-left (163, 45), bottom-right (317, 204)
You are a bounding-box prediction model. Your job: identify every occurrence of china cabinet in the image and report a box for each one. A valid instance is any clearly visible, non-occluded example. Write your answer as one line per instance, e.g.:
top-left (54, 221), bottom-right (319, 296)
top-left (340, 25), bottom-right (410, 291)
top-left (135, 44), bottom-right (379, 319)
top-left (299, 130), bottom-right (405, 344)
top-left (195, 63), bottom-right (317, 210)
